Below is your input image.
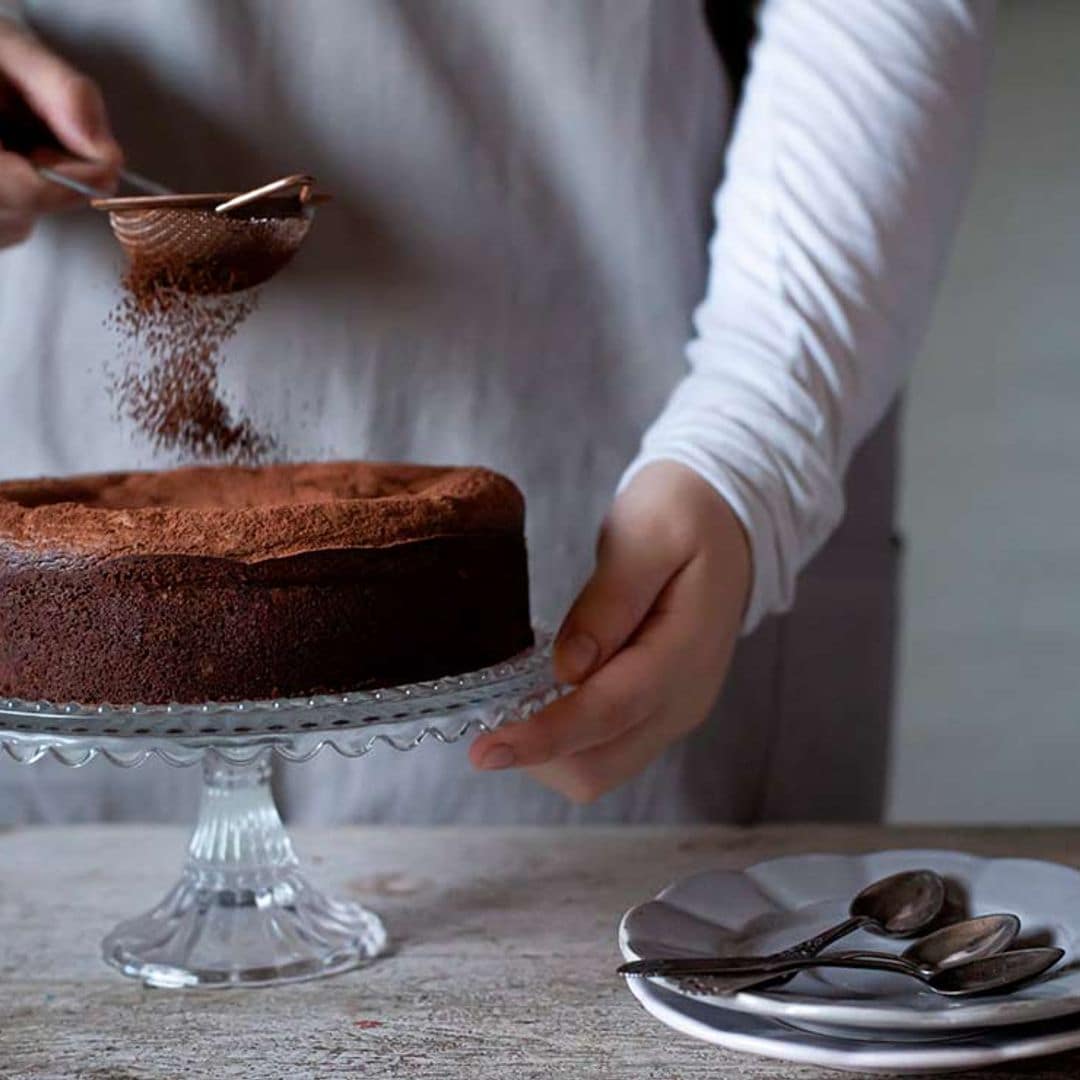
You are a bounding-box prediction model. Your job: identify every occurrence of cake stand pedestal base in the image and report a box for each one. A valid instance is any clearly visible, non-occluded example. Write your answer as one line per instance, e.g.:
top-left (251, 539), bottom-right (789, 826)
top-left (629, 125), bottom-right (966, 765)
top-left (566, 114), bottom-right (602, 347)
top-left (1, 632), bottom-right (554, 987)
top-left (102, 750), bottom-right (387, 989)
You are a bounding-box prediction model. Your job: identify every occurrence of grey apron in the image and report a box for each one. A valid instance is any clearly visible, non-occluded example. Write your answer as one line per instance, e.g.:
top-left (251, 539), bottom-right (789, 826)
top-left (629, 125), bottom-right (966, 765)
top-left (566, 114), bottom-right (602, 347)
top-left (0, 0), bottom-right (895, 824)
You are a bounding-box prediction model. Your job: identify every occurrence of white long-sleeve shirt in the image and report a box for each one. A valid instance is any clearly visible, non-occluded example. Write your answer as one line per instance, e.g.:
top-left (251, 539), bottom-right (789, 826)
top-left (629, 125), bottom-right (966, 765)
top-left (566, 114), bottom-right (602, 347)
top-left (622, 0), bottom-right (993, 630)
top-left (0, 0), bottom-right (992, 824)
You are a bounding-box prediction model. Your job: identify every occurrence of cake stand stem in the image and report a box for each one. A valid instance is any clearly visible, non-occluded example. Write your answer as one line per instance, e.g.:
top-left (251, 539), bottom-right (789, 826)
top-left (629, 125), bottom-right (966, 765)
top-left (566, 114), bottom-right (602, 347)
top-left (102, 748), bottom-right (388, 988)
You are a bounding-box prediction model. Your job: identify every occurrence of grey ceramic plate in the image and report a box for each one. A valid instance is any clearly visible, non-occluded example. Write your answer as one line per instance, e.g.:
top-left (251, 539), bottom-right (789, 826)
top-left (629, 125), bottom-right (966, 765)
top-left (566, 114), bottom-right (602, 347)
top-left (619, 850), bottom-right (1080, 1032)
top-left (626, 973), bottom-right (1080, 1074)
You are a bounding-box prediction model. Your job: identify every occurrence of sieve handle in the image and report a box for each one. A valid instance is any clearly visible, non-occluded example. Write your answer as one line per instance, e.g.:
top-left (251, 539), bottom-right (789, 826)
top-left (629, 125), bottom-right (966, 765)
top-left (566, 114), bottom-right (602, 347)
top-left (214, 174), bottom-right (316, 214)
top-left (35, 164), bottom-right (111, 199)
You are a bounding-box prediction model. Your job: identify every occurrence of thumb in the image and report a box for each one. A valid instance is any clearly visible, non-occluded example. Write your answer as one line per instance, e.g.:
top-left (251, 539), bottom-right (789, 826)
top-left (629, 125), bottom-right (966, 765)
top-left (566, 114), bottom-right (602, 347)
top-left (0, 28), bottom-right (121, 166)
top-left (554, 508), bottom-right (686, 685)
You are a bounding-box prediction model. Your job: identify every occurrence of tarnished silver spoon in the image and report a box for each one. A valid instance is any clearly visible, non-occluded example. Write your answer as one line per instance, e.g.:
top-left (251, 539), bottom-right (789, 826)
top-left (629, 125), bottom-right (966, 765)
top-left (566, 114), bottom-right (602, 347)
top-left (620, 913), bottom-right (1020, 981)
top-left (618, 869), bottom-right (946, 999)
top-left (749, 869), bottom-right (947, 969)
top-left (847, 913), bottom-right (1021, 977)
top-left (621, 945), bottom-right (1063, 999)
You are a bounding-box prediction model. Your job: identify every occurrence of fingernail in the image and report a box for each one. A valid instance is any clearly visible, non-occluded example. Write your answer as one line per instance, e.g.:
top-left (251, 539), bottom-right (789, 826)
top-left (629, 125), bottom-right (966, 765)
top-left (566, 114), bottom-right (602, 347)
top-left (558, 632), bottom-right (599, 682)
top-left (478, 744), bottom-right (516, 770)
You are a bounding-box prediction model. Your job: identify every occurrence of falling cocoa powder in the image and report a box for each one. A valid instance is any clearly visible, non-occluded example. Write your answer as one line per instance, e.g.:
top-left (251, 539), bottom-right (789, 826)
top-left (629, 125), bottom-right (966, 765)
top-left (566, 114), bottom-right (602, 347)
top-left (107, 256), bottom-right (275, 463)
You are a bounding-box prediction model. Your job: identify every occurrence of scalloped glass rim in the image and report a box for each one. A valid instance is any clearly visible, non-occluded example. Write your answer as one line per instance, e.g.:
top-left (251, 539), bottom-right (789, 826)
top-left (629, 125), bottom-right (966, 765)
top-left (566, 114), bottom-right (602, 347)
top-left (0, 630), bottom-right (554, 737)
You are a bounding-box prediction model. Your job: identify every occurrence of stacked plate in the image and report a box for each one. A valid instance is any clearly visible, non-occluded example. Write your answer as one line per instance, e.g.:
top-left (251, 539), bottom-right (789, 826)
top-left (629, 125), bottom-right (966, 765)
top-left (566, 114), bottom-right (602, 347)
top-left (619, 850), bottom-right (1080, 1074)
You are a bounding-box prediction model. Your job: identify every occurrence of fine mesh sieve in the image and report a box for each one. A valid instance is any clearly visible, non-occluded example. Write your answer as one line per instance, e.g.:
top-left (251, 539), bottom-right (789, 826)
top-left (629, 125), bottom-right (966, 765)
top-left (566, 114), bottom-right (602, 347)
top-left (91, 175), bottom-right (327, 294)
top-left (1, 100), bottom-right (321, 293)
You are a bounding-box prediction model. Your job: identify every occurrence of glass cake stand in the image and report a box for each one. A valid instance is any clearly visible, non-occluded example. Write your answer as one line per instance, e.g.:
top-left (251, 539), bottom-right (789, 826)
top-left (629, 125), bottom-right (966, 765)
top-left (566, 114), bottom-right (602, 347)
top-left (0, 633), bottom-right (556, 989)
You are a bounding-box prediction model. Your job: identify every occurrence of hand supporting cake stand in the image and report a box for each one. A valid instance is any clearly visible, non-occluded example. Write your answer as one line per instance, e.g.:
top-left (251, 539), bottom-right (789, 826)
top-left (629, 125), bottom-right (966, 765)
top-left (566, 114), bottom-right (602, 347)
top-left (0, 633), bottom-right (556, 989)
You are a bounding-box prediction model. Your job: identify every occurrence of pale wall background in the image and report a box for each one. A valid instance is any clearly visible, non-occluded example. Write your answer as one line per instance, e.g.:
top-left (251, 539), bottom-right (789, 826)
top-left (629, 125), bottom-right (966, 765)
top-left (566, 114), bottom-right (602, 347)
top-left (888, 0), bottom-right (1080, 822)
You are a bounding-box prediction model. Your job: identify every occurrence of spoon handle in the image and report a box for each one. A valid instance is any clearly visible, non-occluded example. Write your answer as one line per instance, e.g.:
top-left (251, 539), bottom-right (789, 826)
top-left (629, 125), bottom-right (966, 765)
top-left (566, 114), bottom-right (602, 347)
top-left (765, 915), bottom-right (869, 962)
top-left (645, 914), bottom-right (874, 995)
top-left (618, 946), bottom-right (908, 976)
top-left (118, 168), bottom-right (174, 196)
top-left (619, 953), bottom-right (917, 981)
top-left (617, 914), bottom-right (874, 995)
top-left (34, 165), bottom-right (111, 199)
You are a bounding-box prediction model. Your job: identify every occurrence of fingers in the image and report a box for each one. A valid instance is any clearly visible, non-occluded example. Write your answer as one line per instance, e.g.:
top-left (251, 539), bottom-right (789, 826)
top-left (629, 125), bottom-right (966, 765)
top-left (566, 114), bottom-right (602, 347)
top-left (0, 25), bottom-right (121, 167)
top-left (0, 148), bottom-right (113, 247)
top-left (471, 463), bottom-right (752, 805)
top-left (471, 635), bottom-right (662, 771)
top-left (525, 706), bottom-right (675, 805)
top-left (471, 541), bottom-right (743, 801)
top-left (0, 209), bottom-right (32, 246)
top-left (0, 149), bottom-right (112, 214)
top-left (0, 25), bottom-right (121, 246)
top-left (553, 510), bottom-right (690, 686)
top-left (472, 560), bottom-right (704, 771)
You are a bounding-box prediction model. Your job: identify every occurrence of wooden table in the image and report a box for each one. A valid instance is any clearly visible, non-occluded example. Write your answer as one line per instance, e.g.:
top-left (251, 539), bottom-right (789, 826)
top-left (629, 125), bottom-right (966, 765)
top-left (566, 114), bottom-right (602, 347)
top-left (2, 825), bottom-right (1079, 1079)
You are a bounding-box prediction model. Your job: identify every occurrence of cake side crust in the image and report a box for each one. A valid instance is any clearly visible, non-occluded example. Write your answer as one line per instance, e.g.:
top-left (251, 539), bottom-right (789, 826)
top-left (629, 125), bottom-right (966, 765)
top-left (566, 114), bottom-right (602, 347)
top-left (0, 534), bottom-right (534, 704)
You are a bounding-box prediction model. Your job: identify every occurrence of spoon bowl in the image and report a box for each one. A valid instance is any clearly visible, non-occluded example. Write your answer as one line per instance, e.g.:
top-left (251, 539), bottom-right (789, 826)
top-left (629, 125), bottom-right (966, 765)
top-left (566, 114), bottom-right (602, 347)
top-left (900, 914), bottom-right (1021, 975)
top-left (928, 947), bottom-right (1065, 997)
top-left (850, 869), bottom-right (947, 937)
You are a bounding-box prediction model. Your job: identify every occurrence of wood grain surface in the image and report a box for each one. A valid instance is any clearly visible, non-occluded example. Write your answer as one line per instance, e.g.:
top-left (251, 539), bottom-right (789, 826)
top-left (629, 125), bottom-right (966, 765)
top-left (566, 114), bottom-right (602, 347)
top-left (2, 824), bottom-right (1080, 1079)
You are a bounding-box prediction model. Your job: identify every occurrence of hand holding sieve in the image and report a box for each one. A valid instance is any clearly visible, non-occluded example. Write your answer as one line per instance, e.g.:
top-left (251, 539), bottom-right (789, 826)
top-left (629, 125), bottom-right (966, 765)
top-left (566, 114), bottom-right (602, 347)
top-left (1, 101), bottom-right (323, 293)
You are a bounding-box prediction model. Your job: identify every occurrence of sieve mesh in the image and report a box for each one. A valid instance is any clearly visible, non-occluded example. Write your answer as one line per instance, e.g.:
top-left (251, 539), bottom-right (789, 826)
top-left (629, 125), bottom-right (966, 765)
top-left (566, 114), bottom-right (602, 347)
top-left (107, 206), bottom-right (312, 293)
top-left (92, 178), bottom-right (325, 295)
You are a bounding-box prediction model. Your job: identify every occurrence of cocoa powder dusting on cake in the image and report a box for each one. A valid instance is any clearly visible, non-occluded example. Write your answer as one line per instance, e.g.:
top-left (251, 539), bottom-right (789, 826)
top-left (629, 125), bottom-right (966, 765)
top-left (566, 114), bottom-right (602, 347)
top-left (0, 462), bottom-right (533, 703)
top-left (107, 257), bottom-right (275, 463)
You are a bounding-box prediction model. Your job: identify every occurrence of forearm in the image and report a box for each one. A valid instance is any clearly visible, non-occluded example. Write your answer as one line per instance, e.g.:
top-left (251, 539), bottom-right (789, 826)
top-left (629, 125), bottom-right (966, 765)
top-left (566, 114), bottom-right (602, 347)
top-left (623, 0), bottom-right (995, 630)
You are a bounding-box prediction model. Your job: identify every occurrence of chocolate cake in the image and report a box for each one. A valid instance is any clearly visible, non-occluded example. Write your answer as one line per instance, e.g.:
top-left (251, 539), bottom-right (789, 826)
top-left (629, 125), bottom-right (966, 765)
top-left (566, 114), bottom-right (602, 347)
top-left (0, 462), bottom-right (533, 704)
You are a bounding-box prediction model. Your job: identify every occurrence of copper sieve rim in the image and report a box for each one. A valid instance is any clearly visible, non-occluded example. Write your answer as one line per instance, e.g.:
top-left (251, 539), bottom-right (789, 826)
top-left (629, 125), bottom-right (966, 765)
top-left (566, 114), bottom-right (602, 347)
top-left (89, 192), bottom-right (331, 213)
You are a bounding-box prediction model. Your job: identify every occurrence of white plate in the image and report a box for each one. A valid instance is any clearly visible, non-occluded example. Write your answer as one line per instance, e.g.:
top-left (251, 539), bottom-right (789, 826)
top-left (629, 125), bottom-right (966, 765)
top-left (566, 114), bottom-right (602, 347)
top-left (626, 970), bottom-right (1080, 1075)
top-left (619, 850), bottom-right (1080, 1031)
